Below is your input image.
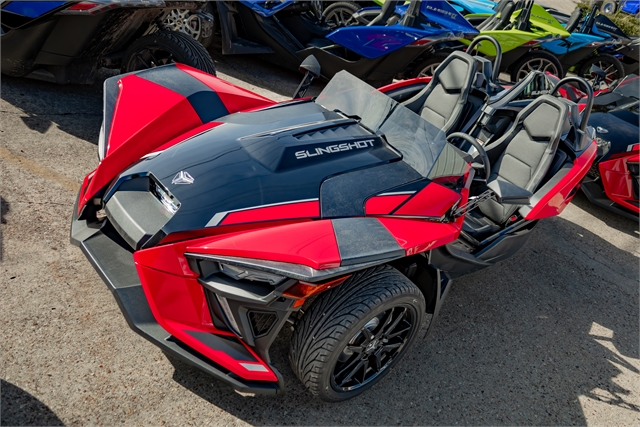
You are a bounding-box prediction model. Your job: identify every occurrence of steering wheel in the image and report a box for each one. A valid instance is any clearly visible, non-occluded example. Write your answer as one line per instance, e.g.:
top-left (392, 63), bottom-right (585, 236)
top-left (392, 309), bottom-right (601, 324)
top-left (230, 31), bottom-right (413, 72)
top-left (466, 35), bottom-right (502, 84)
top-left (447, 132), bottom-right (491, 181)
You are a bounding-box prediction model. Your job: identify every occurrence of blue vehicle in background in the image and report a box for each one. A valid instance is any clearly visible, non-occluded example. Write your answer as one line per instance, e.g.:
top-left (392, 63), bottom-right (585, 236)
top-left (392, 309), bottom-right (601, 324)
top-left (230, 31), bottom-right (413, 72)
top-left (537, 0), bottom-right (637, 85)
top-left (210, 0), bottom-right (478, 86)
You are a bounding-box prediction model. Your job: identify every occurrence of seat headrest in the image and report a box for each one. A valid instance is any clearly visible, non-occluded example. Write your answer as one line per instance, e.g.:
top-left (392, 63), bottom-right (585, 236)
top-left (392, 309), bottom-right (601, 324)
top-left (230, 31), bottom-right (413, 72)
top-left (565, 8), bottom-right (583, 33)
top-left (435, 52), bottom-right (474, 92)
top-left (474, 57), bottom-right (493, 90)
top-left (521, 96), bottom-right (567, 140)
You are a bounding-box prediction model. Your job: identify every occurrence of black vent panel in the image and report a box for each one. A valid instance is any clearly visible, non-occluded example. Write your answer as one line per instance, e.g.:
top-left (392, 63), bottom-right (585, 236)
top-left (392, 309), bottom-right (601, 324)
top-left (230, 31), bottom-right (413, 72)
top-left (628, 162), bottom-right (639, 201)
top-left (248, 311), bottom-right (277, 338)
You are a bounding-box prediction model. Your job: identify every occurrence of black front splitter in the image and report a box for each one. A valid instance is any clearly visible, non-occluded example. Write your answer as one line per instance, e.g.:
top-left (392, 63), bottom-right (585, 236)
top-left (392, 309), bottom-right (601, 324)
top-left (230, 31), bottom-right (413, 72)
top-left (70, 206), bottom-right (283, 395)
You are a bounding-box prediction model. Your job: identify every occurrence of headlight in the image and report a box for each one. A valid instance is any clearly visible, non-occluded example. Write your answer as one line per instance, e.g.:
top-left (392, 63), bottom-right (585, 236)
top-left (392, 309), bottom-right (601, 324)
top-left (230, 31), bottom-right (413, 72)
top-left (97, 121), bottom-right (106, 160)
top-left (219, 263), bottom-right (285, 285)
top-left (150, 180), bottom-right (180, 214)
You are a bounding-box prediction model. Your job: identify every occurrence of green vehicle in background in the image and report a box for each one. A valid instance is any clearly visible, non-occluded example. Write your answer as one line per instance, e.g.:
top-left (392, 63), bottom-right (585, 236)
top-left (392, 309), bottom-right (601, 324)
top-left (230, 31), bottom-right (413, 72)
top-left (411, 0), bottom-right (570, 80)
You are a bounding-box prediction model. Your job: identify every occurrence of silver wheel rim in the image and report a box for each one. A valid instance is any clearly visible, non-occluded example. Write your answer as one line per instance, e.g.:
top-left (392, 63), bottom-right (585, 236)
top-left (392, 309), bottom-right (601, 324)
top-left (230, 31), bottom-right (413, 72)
top-left (586, 59), bottom-right (620, 85)
top-left (325, 7), bottom-right (354, 28)
top-left (516, 58), bottom-right (559, 81)
top-left (417, 62), bottom-right (441, 77)
top-left (164, 9), bottom-right (202, 40)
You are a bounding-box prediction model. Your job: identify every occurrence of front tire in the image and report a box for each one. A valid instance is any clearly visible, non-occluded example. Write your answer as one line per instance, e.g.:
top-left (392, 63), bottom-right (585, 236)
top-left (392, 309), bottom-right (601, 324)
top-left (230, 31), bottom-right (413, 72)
top-left (578, 54), bottom-right (625, 86)
top-left (601, 0), bottom-right (617, 14)
top-left (121, 30), bottom-right (216, 75)
top-left (289, 265), bottom-right (425, 402)
top-left (510, 50), bottom-right (564, 82)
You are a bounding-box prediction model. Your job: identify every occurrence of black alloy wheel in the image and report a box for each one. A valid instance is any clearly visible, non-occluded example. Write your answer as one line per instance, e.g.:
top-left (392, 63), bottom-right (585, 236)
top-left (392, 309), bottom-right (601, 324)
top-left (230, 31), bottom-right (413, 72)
top-left (323, 1), bottom-right (360, 28)
top-left (578, 54), bottom-right (626, 87)
top-left (331, 305), bottom-right (415, 391)
top-left (289, 265), bottom-right (425, 402)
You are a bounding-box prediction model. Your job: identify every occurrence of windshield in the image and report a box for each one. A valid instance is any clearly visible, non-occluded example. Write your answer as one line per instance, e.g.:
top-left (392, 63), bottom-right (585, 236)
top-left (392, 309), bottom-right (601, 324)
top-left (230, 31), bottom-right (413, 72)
top-left (315, 71), bottom-right (448, 177)
top-left (614, 74), bottom-right (639, 100)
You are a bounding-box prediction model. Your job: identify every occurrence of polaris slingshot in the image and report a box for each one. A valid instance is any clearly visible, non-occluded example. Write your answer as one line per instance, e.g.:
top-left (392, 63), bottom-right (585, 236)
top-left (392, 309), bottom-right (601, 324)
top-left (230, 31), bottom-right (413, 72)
top-left (71, 51), bottom-right (597, 401)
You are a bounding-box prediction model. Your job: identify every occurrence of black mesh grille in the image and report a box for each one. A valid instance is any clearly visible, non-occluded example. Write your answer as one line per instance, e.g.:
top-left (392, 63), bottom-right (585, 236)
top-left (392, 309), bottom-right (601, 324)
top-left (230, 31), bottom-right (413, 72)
top-left (248, 311), bottom-right (277, 338)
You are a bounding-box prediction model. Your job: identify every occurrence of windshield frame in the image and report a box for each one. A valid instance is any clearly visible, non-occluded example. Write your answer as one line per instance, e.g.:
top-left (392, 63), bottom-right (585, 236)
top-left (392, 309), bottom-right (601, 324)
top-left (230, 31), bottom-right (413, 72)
top-left (314, 71), bottom-right (450, 178)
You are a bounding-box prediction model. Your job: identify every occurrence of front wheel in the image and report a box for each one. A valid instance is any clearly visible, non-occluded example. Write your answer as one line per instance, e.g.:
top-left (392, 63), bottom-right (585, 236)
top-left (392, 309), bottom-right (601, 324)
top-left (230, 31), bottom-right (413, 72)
top-left (121, 30), bottom-right (216, 75)
top-left (410, 51), bottom-right (451, 78)
top-left (578, 54), bottom-right (625, 86)
top-left (322, 1), bottom-right (361, 28)
top-left (510, 50), bottom-right (564, 82)
top-left (289, 265), bottom-right (425, 402)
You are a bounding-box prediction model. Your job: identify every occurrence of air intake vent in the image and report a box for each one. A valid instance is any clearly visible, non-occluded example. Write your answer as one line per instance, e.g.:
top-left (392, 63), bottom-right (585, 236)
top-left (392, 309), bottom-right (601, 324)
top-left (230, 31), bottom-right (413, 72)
top-left (295, 124), bottom-right (368, 141)
top-left (628, 162), bottom-right (639, 200)
top-left (248, 311), bottom-right (277, 338)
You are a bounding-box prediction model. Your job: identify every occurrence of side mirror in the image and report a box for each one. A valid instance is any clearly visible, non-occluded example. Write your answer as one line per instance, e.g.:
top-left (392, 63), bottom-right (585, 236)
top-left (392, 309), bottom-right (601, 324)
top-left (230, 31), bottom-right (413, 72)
top-left (487, 179), bottom-right (532, 205)
top-left (293, 55), bottom-right (321, 99)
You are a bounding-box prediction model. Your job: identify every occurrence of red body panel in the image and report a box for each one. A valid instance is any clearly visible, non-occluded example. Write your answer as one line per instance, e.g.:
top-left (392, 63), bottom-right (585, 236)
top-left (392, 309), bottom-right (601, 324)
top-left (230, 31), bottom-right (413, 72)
top-left (379, 218), bottom-right (462, 256)
top-left (186, 220), bottom-right (342, 270)
top-left (79, 67), bottom-right (276, 214)
top-left (525, 142), bottom-right (598, 220)
top-left (155, 121), bottom-right (222, 153)
top-left (176, 64), bottom-right (276, 112)
top-left (599, 151), bottom-right (640, 213)
top-left (220, 201), bottom-right (320, 226)
top-left (365, 194), bottom-right (411, 215)
top-left (393, 183), bottom-right (461, 217)
top-left (378, 77), bottom-right (432, 93)
top-left (134, 262), bottom-right (277, 381)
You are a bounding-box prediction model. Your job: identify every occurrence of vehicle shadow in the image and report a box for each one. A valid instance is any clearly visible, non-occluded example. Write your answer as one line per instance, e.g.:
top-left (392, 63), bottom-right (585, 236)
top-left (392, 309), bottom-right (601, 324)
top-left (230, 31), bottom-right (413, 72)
top-left (169, 214), bottom-right (638, 426)
top-left (570, 190), bottom-right (639, 238)
top-left (0, 379), bottom-right (64, 426)
top-left (1, 73), bottom-right (107, 145)
top-left (209, 50), bottom-right (325, 100)
top-left (0, 196), bottom-right (9, 262)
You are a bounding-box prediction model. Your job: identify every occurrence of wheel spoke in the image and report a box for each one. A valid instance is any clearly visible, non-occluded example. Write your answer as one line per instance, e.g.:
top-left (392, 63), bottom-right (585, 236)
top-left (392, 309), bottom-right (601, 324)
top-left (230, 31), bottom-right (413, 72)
top-left (372, 351), bottom-right (382, 372)
top-left (337, 360), bottom-right (364, 386)
top-left (359, 359), bottom-right (369, 384)
top-left (135, 52), bottom-right (152, 69)
top-left (334, 354), bottom-right (362, 379)
top-left (382, 342), bottom-right (403, 352)
top-left (345, 345), bottom-right (363, 354)
top-left (361, 325), bottom-right (375, 343)
top-left (383, 307), bottom-right (407, 337)
top-left (386, 324), bottom-right (411, 339)
top-left (375, 308), bottom-right (395, 339)
top-left (148, 50), bottom-right (159, 67)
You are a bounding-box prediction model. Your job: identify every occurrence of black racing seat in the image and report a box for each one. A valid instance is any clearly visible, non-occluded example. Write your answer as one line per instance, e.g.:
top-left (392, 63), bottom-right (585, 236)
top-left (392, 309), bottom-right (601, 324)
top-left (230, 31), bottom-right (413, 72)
top-left (564, 8), bottom-right (583, 33)
top-left (367, 0), bottom-right (400, 26)
top-left (402, 51), bottom-right (477, 135)
top-left (475, 95), bottom-right (569, 225)
top-left (476, 0), bottom-right (515, 31)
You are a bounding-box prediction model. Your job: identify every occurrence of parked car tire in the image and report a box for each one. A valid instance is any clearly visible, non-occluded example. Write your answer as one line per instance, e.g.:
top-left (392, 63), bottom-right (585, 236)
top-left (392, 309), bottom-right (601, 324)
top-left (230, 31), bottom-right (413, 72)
top-left (121, 30), bottom-right (216, 75)
top-left (601, 0), bottom-right (617, 14)
top-left (410, 51), bottom-right (451, 77)
top-left (578, 54), bottom-right (626, 85)
top-left (322, 1), bottom-right (361, 28)
top-left (289, 265), bottom-right (425, 402)
top-left (510, 50), bottom-right (564, 82)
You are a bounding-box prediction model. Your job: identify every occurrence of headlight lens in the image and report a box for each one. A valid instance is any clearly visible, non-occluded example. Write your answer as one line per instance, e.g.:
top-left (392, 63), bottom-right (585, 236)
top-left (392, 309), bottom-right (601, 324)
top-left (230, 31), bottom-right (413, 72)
top-left (219, 263), bottom-right (285, 285)
top-left (150, 180), bottom-right (180, 214)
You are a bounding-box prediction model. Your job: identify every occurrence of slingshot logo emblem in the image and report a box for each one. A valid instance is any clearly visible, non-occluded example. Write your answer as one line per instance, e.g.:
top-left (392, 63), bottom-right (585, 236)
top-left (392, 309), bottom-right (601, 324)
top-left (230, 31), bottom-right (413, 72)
top-left (596, 126), bottom-right (609, 134)
top-left (172, 171), bottom-right (194, 185)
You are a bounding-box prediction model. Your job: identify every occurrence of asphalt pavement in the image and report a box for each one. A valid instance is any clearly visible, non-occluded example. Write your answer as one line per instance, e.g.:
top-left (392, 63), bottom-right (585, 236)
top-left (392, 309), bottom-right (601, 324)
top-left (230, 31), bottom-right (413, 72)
top-left (2, 13), bottom-right (640, 427)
